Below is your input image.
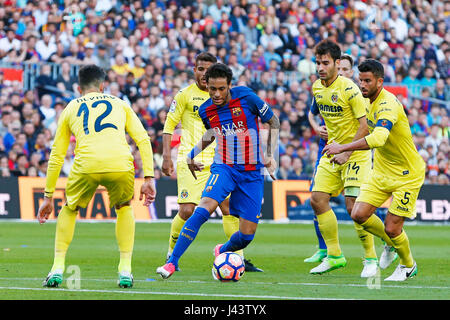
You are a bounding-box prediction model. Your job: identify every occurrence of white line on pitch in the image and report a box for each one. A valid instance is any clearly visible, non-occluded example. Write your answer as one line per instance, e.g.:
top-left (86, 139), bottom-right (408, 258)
top-left (0, 277), bottom-right (448, 290)
top-left (0, 286), bottom-right (352, 300)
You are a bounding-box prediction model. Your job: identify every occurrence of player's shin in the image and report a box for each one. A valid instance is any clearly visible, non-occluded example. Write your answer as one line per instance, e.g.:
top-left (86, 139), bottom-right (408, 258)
top-left (222, 214), bottom-right (244, 257)
top-left (391, 230), bottom-right (414, 268)
top-left (168, 213), bottom-right (186, 255)
top-left (353, 222), bottom-right (377, 259)
top-left (220, 231), bottom-right (254, 253)
top-left (115, 205), bottom-right (135, 273)
top-left (360, 214), bottom-right (395, 247)
top-left (168, 207), bottom-right (210, 267)
top-left (51, 205), bottom-right (78, 272)
top-left (316, 209), bottom-right (342, 257)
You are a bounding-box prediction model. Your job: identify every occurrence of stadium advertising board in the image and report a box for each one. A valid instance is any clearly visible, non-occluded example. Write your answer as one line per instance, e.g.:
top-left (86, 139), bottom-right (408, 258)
top-left (0, 177), bottom-right (21, 219)
top-left (272, 181), bottom-right (449, 222)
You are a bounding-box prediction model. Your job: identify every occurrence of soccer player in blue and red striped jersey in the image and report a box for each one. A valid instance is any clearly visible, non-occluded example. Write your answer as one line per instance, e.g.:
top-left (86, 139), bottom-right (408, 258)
top-left (156, 63), bottom-right (280, 279)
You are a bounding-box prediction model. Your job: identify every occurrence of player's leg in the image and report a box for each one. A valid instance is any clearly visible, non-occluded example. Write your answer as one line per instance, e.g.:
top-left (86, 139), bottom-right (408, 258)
top-left (305, 163), bottom-right (327, 263)
top-left (384, 184), bottom-right (422, 281)
top-left (217, 217), bottom-right (258, 255)
top-left (345, 192), bottom-right (378, 277)
top-left (166, 163), bottom-right (209, 261)
top-left (43, 172), bottom-right (98, 287)
top-left (216, 170), bottom-right (264, 256)
top-left (219, 198), bottom-right (262, 272)
top-left (157, 164), bottom-right (235, 278)
top-left (157, 197), bottom-right (220, 279)
top-left (167, 202), bottom-right (195, 262)
top-left (219, 198), bottom-right (243, 258)
top-left (102, 171), bottom-right (136, 288)
top-left (309, 191), bottom-right (347, 274)
top-left (342, 157), bottom-right (378, 276)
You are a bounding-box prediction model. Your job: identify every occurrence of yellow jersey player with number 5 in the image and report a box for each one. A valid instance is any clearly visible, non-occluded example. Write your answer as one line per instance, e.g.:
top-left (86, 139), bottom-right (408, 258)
top-left (309, 40), bottom-right (377, 277)
top-left (323, 59), bottom-right (425, 282)
top-left (38, 65), bottom-right (156, 289)
top-left (161, 52), bottom-right (262, 272)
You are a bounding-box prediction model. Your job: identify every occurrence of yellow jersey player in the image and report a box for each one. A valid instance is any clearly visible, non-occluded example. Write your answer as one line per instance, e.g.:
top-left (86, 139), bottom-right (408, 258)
top-left (323, 59), bottom-right (425, 281)
top-left (161, 52), bottom-right (262, 272)
top-left (309, 40), bottom-right (377, 276)
top-left (38, 64), bottom-right (156, 288)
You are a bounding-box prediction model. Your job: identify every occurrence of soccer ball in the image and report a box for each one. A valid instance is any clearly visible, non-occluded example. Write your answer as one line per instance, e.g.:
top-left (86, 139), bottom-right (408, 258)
top-left (212, 252), bottom-right (245, 282)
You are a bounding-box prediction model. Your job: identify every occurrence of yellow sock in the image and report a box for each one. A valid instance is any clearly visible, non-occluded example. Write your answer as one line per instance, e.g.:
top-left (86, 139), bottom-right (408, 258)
top-left (391, 231), bottom-right (414, 267)
top-left (353, 222), bottom-right (377, 259)
top-left (360, 214), bottom-right (394, 247)
top-left (222, 214), bottom-right (244, 257)
top-left (51, 205), bottom-right (78, 272)
top-left (317, 209), bottom-right (341, 257)
top-left (115, 205), bottom-right (135, 273)
top-left (168, 213), bottom-right (186, 254)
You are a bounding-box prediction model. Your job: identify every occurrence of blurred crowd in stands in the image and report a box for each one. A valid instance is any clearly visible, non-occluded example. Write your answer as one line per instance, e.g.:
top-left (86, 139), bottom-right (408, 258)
top-left (0, 0), bottom-right (448, 185)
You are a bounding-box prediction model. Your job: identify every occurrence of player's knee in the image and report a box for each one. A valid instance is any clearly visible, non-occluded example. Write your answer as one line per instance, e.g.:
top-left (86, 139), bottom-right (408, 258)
top-left (351, 208), bottom-right (365, 224)
top-left (310, 193), bottom-right (325, 213)
top-left (384, 224), bottom-right (401, 238)
top-left (178, 204), bottom-right (196, 220)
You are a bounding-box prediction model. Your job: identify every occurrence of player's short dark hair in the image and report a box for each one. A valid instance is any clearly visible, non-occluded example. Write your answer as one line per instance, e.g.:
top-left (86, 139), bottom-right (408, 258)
top-left (205, 63), bottom-right (233, 85)
top-left (195, 52), bottom-right (217, 65)
top-left (315, 39), bottom-right (341, 61)
top-left (78, 64), bottom-right (106, 90)
top-left (340, 54), bottom-right (354, 67)
top-left (358, 59), bottom-right (384, 79)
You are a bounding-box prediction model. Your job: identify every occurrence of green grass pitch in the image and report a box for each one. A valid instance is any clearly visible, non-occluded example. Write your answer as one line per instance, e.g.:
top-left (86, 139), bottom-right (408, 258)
top-left (0, 221), bottom-right (449, 300)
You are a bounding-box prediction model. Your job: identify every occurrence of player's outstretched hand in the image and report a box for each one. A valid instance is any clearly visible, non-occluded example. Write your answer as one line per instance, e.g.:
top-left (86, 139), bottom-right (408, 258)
top-left (38, 197), bottom-right (54, 224)
top-left (186, 157), bottom-right (204, 180)
top-left (140, 177), bottom-right (156, 206)
top-left (265, 156), bottom-right (277, 180)
top-left (162, 158), bottom-right (174, 176)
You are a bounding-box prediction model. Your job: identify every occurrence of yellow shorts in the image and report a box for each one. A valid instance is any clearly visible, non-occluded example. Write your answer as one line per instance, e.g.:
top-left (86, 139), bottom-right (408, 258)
top-left (312, 153), bottom-right (371, 197)
top-left (356, 171), bottom-right (425, 219)
top-left (65, 170), bottom-right (135, 210)
top-left (176, 162), bottom-right (212, 205)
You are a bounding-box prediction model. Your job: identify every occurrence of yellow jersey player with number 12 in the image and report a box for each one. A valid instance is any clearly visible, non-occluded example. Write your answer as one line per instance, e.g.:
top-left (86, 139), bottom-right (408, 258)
top-left (323, 59), bottom-right (425, 282)
top-left (38, 65), bottom-right (156, 289)
top-left (161, 52), bottom-right (262, 272)
top-left (309, 40), bottom-right (377, 277)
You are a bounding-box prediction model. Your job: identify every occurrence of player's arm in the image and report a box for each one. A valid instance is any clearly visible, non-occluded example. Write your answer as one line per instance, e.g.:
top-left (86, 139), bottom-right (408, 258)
top-left (162, 93), bottom-right (186, 176)
top-left (324, 105), bottom-right (397, 156)
top-left (38, 108), bottom-right (71, 224)
top-left (308, 96), bottom-right (327, 140)
top-left (186, 128), bottom-right (215, 180)
top-left (247, 90), bottom-right (279, 180)
top-left (330, 85), bottom-right (369, 164)
top-left (265, 113), bottom-right (280, 180)
top-left (124, 103), bottom-right (156, 205)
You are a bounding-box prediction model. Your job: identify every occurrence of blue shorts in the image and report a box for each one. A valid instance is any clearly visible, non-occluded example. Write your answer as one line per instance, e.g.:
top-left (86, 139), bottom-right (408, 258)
top-left (201, 163), bottom-right (264, 223)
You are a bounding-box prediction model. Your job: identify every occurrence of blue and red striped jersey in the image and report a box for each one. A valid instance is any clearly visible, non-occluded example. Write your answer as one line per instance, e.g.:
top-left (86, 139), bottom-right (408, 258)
top-left (198, 86), bottom-right (274, 171)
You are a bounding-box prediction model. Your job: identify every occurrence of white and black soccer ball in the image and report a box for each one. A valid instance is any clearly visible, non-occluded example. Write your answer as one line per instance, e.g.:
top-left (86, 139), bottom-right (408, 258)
top-left (212, 252), bottom-right (245, 282)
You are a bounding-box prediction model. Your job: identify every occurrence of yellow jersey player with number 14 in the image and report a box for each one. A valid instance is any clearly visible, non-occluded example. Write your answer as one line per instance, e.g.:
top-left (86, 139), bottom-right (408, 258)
top-left (161, 52), bottom-right (263, 272)
top-left (323, 59), bottom-right (425, 282)
top-left (38, 65), bottom-right (156, 289)
top-left (309, 40), bottom-right (377, 277)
